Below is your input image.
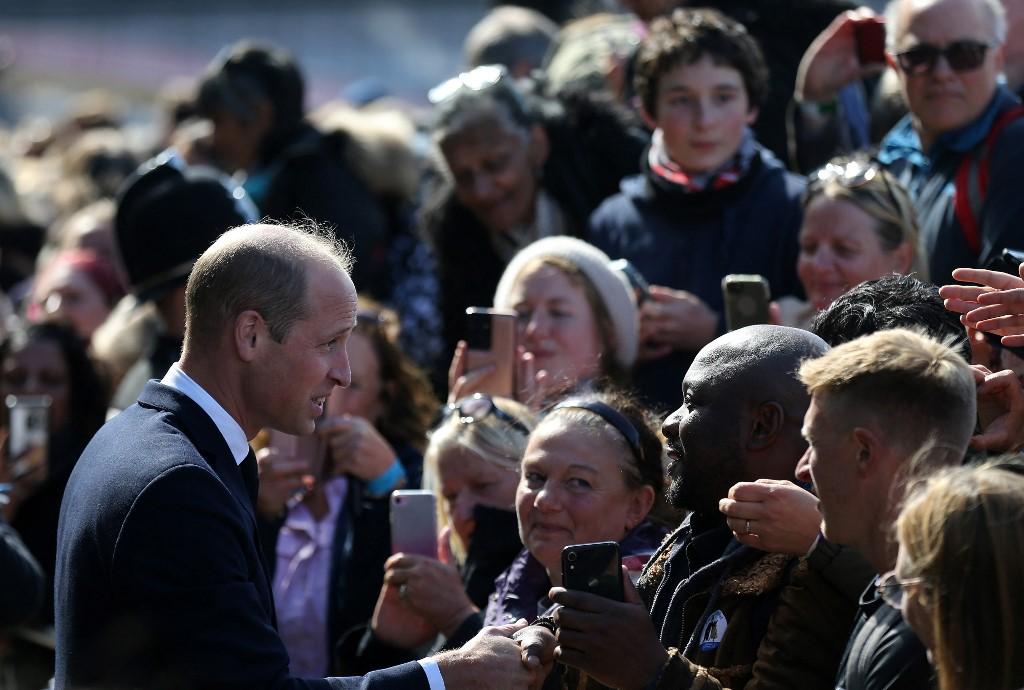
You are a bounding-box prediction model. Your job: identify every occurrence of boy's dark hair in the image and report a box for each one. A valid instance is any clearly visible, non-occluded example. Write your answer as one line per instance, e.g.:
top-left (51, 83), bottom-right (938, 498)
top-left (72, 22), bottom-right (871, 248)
top-left (811, 274), bottom-right (971, 362)
top-left (634, 8), bottom-right (768, 119)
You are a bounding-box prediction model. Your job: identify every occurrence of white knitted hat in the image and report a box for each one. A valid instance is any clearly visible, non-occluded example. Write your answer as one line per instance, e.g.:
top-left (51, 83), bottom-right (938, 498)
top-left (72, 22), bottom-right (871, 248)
top-left (493, 236), bottom-right (639, 368)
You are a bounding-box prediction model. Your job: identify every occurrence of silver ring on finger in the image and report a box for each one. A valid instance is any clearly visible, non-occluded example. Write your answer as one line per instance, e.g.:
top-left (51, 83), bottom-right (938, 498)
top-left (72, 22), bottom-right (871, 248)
top-left (399, 584), bottom-right (409, 600)
top-left (745, 519), bottom-right (751, 535)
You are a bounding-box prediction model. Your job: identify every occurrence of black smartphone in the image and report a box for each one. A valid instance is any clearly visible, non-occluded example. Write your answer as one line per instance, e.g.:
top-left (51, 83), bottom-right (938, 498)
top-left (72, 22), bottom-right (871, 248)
top-left (609, 258), bottom-right (651, 304)
top-left (561, 541), bottom-right (623, 601)
top-left (855, 20), bottom-right (886, 66)
top-left (984, 247), bottom-right (1024, 274)
top-left (722, 274), bottom-right (771, 331)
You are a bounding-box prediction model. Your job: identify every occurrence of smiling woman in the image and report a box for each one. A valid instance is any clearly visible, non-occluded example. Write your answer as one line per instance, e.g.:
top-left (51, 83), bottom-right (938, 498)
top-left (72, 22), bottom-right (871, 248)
top-left (485, 388), bottom-right (669, 627)
top-left (779, 156), bottom-right (921, 328)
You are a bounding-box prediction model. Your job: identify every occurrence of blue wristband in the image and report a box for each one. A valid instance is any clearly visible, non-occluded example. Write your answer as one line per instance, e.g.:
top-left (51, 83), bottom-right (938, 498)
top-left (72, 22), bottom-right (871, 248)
top-left (364, 459), bottom-right (406, 497)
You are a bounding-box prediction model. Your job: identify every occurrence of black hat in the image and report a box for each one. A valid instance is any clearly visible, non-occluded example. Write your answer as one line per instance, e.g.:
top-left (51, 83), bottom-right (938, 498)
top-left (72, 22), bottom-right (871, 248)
top-left (115, 154), bottom-right (256, 301)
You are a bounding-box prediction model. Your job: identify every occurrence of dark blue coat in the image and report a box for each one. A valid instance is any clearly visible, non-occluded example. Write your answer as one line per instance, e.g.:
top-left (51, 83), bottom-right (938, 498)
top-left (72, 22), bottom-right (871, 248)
top-left (587, 146), bottom-right (805, 411)
top-left (54, 380), bottom-right (426, 690)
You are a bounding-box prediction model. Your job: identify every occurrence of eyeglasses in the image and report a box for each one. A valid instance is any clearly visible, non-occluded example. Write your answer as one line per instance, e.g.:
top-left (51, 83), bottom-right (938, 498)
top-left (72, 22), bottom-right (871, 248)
top-left (428, 64), bottom-right (508, 104)
top-left (447, 393), bottom-right (531, 436)
top-left (895, 40), bottom-right (990, 76)
top-left (877, 570), bottom-right (926, 608)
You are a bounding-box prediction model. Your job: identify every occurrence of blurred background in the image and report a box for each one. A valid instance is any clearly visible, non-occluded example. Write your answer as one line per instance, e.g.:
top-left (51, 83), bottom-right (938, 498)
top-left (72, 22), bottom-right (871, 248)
top-left (0, 0), bottom-right (617, 131)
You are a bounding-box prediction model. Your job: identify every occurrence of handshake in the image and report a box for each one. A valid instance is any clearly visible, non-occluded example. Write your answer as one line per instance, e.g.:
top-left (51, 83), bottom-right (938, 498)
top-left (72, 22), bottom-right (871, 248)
top-left (430, 619), bottom-right (555, 690)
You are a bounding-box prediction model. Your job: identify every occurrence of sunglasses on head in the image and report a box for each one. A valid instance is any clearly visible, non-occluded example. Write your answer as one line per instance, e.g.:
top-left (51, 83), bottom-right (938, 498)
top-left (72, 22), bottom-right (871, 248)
top-left (811, 158), bottom-right (914, 234)
top-left (447, 393), bottom-right (531, 436)
top-left (895, 40), bottom-right (990, 75)
top-left (428, 64), bottom-right (508, 105)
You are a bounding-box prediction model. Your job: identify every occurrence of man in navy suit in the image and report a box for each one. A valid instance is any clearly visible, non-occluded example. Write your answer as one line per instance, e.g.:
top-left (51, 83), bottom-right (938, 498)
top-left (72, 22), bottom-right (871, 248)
top-left (54, 222), bottom-right (539, 689)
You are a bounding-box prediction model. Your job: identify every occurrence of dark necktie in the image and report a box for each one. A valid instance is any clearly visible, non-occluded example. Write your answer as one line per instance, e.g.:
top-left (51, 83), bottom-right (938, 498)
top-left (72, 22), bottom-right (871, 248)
top-left (239, 447), bottom-right (259, 509)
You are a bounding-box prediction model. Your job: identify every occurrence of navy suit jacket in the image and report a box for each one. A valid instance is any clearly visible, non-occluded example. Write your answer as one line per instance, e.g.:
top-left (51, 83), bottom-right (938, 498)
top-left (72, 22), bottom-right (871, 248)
top-left (55, 381), bottom-right (428, 690)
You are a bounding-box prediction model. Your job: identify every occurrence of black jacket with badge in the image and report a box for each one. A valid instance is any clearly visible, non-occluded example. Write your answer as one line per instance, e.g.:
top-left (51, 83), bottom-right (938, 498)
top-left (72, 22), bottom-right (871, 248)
top-left (634, 512), bottom-right (864, 689)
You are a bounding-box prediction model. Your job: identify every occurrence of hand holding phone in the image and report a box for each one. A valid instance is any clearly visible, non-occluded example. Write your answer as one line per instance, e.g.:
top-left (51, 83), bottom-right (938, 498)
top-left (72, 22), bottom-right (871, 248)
top-left (5, 395), bottom-right (50, 484)
top-left (722, 274), bottom-right (771, 331)
top-left (460, 308), bottom-right (517, 399)
top-left (562, 541), bottom-right (624, 601)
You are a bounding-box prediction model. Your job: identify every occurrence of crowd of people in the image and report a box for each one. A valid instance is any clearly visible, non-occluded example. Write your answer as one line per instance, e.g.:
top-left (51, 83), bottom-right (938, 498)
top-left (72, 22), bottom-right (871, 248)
top-left (1, 0), bottom-right (1024, 688)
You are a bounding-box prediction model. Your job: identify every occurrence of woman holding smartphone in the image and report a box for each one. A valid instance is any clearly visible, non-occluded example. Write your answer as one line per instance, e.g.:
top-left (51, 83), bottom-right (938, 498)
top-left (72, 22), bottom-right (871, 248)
top-left (339, 394), bottom-right (536, 674)
top-left (449, 236), bottom-right (639, 410)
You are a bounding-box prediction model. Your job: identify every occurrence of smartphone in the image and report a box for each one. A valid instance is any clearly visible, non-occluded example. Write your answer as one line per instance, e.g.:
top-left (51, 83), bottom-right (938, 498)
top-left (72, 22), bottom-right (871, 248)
top-left (5, 395), bottom-right (50, 460)
top-left (984, 247), bottom-right (1024, 274)
top-left (464, 307), bottom-right (517, 399)
top-left (609, 258), bottom-right (651, 304)
top-left (267, 429), bottom-right (326, 480)
top-left (722, 274), bottom-right (771, 331)
top-left (390, 490), bottom-right (437, 558)
top-left (561, 541), bottom-right (624, 601)
top-left (855, 20), bottom-right (886, 66)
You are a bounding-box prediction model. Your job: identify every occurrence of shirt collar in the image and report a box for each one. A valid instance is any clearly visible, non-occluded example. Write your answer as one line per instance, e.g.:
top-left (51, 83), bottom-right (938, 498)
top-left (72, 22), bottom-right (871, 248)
top-left (879, 85), bottom-right (1018, 163)
top-left (161, 363), bottom-right (250, 465)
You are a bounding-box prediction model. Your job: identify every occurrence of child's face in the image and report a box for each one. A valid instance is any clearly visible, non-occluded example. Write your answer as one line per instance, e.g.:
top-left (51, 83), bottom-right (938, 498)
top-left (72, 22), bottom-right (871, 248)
top-left (645, 55), bottom-right (757, 174)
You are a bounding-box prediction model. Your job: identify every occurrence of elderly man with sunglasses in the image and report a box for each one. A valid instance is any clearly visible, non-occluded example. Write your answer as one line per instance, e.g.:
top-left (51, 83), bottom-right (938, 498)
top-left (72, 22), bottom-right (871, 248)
top-left (795, 0), bottom-right (1024, 287)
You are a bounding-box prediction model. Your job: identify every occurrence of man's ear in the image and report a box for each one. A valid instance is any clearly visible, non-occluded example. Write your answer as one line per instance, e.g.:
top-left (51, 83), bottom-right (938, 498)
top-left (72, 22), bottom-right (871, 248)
top-left (234, 309), bottom-right (266, 363)
top-left (748, 401), bottom-right (785, 451)
top-left (745, 105), bottom-right (760, 126)
top-left (527, 124), bottom-right (550, 172)
top-left (851, 426), bottom-right (883, 476)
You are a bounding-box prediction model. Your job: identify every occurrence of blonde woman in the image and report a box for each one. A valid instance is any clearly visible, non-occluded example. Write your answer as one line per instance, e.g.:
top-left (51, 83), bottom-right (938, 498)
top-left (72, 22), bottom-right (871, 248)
top-left (890, 460), bottom-right (1024, 690)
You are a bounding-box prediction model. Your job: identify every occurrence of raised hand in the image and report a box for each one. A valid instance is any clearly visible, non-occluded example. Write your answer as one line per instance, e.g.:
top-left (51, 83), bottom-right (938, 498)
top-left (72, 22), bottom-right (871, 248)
top-left (795, 9), bottom-right (887, 104)
top-left (971, 365), bottom-right (1024, 452)
top-left (318, 415), bottom-right (397, 483)
top-left (941, 267), bottom-right (1024, 344)
top-left (718, 479), bottom-right (822, 554)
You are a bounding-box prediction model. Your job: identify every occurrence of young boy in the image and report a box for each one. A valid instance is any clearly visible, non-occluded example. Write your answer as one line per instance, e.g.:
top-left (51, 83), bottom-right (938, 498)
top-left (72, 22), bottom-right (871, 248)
top-left (587, 8), bottom-right (804, 411)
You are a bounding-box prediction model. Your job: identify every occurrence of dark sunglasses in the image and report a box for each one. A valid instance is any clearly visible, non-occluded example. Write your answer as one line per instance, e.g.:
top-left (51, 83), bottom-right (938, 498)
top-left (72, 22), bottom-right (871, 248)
top-left (895, 40), bottom-right (990, 75)
top-left (447, 393), bottom-right (531, 436)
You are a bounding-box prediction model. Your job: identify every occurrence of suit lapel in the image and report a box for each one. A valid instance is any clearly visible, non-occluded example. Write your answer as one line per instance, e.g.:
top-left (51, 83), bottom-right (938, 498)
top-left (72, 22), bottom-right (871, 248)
top-left (136, 381), bottom-right (259, 530)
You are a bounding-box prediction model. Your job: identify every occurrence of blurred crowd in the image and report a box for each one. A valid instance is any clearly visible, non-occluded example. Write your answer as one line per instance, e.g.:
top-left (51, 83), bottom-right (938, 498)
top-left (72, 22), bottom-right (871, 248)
top-left (2, 0), bottom-right (1024, 688)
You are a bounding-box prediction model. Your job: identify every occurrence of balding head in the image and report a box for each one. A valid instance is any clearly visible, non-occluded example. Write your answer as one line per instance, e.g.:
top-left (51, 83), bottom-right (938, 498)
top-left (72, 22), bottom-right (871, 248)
top-left (183, 221), bottom-right (352, 355)
top-left (692, 325), bottom-right (830, 418)
top-left (661, 325), bottom-right (828, 513)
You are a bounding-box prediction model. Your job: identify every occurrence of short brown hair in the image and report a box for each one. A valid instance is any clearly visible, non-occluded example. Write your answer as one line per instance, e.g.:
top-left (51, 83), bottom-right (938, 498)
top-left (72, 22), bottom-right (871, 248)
top-left (183, 220), bottom-right (352, 350)
top-left (634, 8), bottom-right (768, 119)
top-left (799, 328), bottom-right (975, 463)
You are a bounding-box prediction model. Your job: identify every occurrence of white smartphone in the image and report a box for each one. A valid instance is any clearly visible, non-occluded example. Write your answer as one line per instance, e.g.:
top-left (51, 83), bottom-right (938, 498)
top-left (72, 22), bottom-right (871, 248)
top-left (390, 490), bottom-right (437, 558)
top-left (6, 394), bottom-right (50, 460)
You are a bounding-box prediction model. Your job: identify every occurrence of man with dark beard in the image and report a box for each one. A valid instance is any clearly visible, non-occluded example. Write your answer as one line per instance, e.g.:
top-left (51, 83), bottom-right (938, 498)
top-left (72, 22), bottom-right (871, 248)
top-left (526, 325), bottom-right (868, 689)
